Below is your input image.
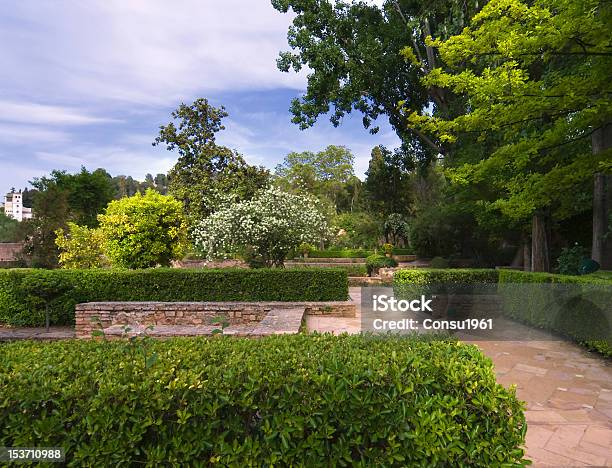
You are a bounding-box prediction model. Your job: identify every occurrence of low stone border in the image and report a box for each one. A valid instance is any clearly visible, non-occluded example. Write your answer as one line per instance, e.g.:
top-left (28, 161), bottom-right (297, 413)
top-left (75, 301), bottom-right (355, 339)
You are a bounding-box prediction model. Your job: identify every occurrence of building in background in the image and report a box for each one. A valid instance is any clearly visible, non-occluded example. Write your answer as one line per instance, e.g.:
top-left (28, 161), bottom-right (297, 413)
top-left (2, 191), bottom-right (32, 221)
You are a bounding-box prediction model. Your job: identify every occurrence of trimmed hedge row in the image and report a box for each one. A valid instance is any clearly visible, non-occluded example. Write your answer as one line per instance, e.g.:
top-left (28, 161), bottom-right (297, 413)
top-left (394, 268), bottom-right (499, 285)
top-left (0, 268), bottom-right (348, 327)
top-left (393, 268), bottom-right (610, 357)
top-left (0, 334), bottom-right (527, 466)
top-left (498, 270), bottom-right (611, 357)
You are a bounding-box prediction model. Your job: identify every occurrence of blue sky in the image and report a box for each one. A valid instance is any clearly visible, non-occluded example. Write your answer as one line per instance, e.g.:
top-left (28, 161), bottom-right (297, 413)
top-left (0, 0), bottom-right (398, 192)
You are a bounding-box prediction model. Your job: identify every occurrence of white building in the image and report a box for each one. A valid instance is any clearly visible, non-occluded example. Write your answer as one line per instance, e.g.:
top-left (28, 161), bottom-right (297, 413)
top-left (3, 191), bottom-right (32, 221)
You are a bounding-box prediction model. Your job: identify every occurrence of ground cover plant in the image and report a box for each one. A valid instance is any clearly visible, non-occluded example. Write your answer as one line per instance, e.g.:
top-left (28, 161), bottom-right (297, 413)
top-left (0, 334), bottom-right (527, 466)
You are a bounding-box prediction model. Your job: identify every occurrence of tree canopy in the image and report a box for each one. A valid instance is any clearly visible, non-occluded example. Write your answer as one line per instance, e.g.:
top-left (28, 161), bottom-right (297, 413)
top-left (154, 98), bottom-right (270, 221)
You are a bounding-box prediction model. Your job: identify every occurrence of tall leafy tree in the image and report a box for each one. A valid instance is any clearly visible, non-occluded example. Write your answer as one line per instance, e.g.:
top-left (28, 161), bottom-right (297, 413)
top-left (364, 145), bottom-right (412, 216)
top-left (32, 167), bottom-right (115, 227)
top-left (275, 145), bottom-right (355, 211)
top-left (272, 0), bottom-right (482, 159)
top-left (22, 186), bottom-right (70, 268)
top-left (407, 0), bottom-right (612, 269)
top-left (154, 98), bottom-right (270, 221)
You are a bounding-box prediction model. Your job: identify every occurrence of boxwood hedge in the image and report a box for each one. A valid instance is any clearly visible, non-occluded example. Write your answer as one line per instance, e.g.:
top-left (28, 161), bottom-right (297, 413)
top-left (498, 270), bottom-right (611, 357)
top-left (0, 268), bottom-right (348, 327)
top-left (394, 269), bottom-right (499, 286)
top-left (0, 334), bottom-right (527, 466)
top-left (393, 268), bottom-right (610, 357)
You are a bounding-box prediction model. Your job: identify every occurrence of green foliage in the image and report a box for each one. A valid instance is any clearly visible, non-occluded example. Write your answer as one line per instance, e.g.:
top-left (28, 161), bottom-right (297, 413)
top-left (307, 249), bottom-right (373, 259)
top-left (0, 268), bottom-right (348, 326)
top-left (407, 0), bottom-right (612, 223)
top-left (364, 146), bottom-right (413, 216)
top-left (0, 211), bottom-right (21, 242)
top-left (274, 145), bottom-right (355, 212)
top-left (153, 98), bottom-right (270, 221)
top-left (272, 0), bottom-right (481, 156)
top-left (297, 242), bottom-right (314, 256)
top-left (382, 243), bottom-right (394, 255)
top-left (498, 270), bottom-right (611, 356)
top-left (21, 185), bottom-right (70, 269)
top-left (383, 213), bottom-right (410, 246)
top-left (98, 190), bottom-right (188, 269)
top-left (32, 167), bottom-right (115, 227)
top-left (556, 244), bottom-right (590, 276)
top-left (394, 269), bottom-right (499, 287)
top-left (366, 254), bottom-right (398, 276)
top-left (430, 257), bottom-right (450, 269)
top-left (55, 223), bottom-right (108, 269)
top-left (0, 334), bottom-right (527, 466)
top-left (332, 211), bottom-right (381, 249)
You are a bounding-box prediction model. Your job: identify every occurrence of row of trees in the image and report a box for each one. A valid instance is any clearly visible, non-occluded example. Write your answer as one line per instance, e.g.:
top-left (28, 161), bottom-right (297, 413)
top-left (273, 0), bottom-right (612, 271)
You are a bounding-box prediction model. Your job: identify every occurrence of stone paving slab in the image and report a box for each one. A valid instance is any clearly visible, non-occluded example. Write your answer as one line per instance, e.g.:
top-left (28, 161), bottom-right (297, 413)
top-left (251, 308), bottom-right (305, 336)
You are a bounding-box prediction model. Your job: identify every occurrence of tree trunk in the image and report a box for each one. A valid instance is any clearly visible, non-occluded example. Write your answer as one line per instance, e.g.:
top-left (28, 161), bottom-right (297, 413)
top-left (591, 123), bottom-right (612, 269)
top-left (531, 212), bottom-right (550, 272)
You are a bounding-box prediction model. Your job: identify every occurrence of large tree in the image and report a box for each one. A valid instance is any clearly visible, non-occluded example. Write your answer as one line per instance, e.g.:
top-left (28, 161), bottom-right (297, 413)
top-left (154, 98), bottom-right (270, 222)
top-left (406, 0), bottom-right (612, 270)
top-left (32, 167), bottom-right (115, 227)
top-left (275, 145), bottom-right (355, 211)
top-left (364, 145), bottom-right (413, 216)
top-left (272, 0), bottom-right (482, 160)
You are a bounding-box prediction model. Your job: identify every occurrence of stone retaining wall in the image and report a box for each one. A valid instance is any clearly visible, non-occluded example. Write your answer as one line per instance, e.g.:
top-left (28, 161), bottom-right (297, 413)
top-left (0, 242), bottom-right (23, 262)
top-left (75, 301), bottom-right (356, 338)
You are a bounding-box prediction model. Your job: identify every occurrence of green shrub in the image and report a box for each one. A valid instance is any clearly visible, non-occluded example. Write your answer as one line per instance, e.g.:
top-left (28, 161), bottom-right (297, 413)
top-left (308, 248), bottom-right (374, 258)
top-left (394, 268), bottom-right (499, 299)
top-left (365, 254), bottom-right (398, 276)
top-left (430, 256), bottom-right (450, 269)
top-left (382, 243), bottom-right (394, 255)
top-left (556, 244), bottom-right (589, 275)
top-left (498, 270), bottom-right (611, 355)
top-left (0, 335), bottom-right (527, 466)
top-left (0, 268), bottom-right (348, 327)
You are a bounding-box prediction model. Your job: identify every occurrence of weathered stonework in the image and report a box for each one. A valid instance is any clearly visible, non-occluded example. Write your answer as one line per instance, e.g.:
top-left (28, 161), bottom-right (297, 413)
top-left (75, 301), bottom-right (356, 339)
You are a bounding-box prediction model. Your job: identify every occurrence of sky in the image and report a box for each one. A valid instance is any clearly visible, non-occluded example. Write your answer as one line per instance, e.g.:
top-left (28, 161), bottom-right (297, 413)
top-left (0, 0), bottom-right (399, 193)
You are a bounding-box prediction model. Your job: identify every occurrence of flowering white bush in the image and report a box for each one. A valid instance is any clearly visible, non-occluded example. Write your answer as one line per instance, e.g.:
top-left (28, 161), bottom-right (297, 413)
top-left (193, 187), bottom-right (329, 266)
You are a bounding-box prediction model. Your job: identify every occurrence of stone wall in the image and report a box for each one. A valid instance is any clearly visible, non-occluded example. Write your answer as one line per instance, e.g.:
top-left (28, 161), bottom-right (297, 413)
top-left (0, 243), bottom-right (23, 262)
top-left (75, 301), bottom-right (356, 338)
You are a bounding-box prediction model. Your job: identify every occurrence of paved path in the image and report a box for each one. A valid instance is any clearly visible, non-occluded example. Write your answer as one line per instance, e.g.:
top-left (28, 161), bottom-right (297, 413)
top-left (307, 287), bottom-right (612, 467)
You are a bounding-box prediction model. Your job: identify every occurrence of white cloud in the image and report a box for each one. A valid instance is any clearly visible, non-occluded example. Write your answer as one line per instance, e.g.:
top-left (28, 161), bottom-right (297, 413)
top-left (35, 145), bottom-right (176, 178)
top-left (0, 101), bottom-right (121, 126)
top-left (1, 0), bottom-right (305, 105)
top-left (0, 124), bottom-right (70, 144)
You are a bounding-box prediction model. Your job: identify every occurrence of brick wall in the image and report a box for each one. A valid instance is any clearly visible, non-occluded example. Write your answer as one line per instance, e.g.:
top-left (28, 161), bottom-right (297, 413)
top-left (75, 301), bottom-right (356, 338)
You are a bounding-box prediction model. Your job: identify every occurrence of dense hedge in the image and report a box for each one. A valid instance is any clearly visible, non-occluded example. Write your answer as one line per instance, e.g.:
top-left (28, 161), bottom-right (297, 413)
top-left (393, 268), bottom-right (610, 357)
top-left (0, 334), bottom-right (526, 466)
top-left (394, 268), bottom-right (499, 286)
top-left (498, 270), bottom-right (611, 357)
top-left (0, 268), bottom-right (348, 327)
